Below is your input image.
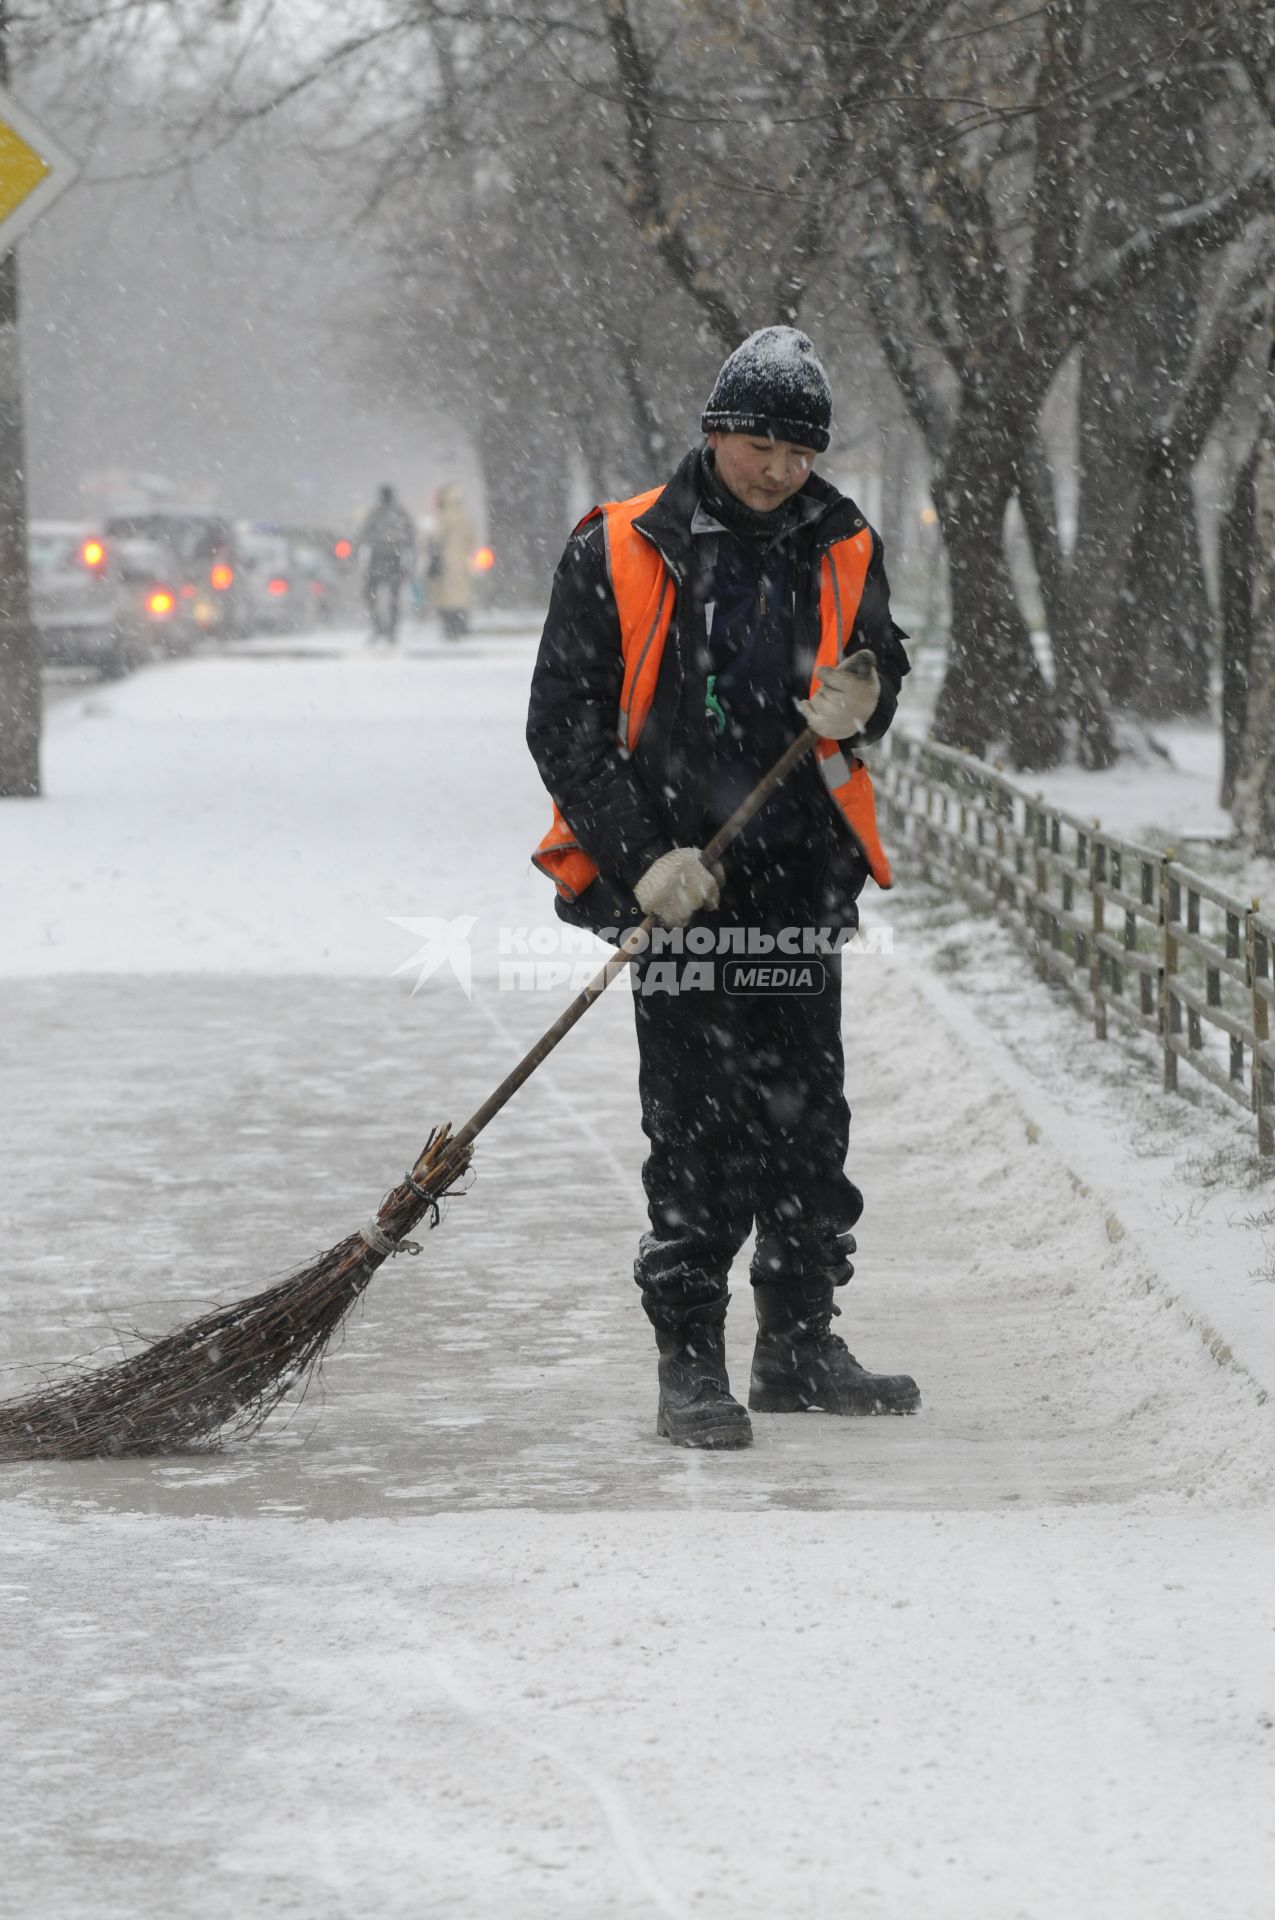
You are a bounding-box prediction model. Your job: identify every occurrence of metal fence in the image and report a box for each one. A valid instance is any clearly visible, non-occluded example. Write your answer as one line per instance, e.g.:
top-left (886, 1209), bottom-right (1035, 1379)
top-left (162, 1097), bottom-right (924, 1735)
top-left (876, 733), bottom-right (1275, 1156)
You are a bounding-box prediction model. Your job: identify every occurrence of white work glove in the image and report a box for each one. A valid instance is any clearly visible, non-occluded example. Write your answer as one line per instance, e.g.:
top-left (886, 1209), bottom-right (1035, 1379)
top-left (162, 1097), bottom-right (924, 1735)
top-left (795, 648), bottom-right (880, 740)
top-left (634, 847), bottom-right (723, 927)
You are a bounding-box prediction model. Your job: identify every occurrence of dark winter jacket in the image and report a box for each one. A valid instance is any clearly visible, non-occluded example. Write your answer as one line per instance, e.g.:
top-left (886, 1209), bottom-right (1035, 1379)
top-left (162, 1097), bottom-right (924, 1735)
top-left (525, 447), bottom-right (910, 932)
top-left (357, 500), bottom-right (416, 564)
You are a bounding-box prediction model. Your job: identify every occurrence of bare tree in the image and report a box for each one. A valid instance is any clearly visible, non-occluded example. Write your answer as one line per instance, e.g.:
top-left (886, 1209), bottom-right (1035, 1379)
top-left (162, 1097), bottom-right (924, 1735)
top-left (0, 0), bottom-right (238, 796)
top-left (30, 0), bottom-right (1264, 794)
top-left (548, 0), bottom-right (1269, 765)
top-left (1220, 425), bottom-right (1259, 812)
top-left (1066, 3), bottom-right (1213, 729)
top-left (1233, 338), bottom-right (1275, 841)
top-left (863, 2), bottom-right (1269, 764)
top-left (1113, 241), bottom-right (1270, 717)
top-left (0, 0), bottom-right (39, 795)
top-left (1221, 0), bottom-right (1275, 835)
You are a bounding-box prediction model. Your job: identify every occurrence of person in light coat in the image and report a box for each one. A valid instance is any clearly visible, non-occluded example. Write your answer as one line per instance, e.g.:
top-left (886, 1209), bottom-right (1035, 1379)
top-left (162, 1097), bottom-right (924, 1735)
top-left (429, 484), bottom-right (478, 639)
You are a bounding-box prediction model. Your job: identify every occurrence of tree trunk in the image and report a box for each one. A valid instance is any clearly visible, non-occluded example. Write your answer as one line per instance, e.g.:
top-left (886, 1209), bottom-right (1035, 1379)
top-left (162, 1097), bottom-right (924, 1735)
top-left (1111, 436), bottom-right (1213, 718)
top-left (1072, 23), bottom-right (1206, 716)
top-left (1016, 435), bottom-right (1118, 769)
top-left (1219, 438), bottom-right (1257, 810)
top-left (568, 345), bottom-right (666, 503)
top-left (1073, 343), bottom-right (1155, 716)
top-left (476, 398), bottom-right (570, 608)
top-left (1233, 370), bottom-right (1275, 842)
top-left (932, 451), bottom-right (1062, 769)
top-left (0, 243), bottom-right (39, 798)
top-left (880, 412), bottom-right (912, 547)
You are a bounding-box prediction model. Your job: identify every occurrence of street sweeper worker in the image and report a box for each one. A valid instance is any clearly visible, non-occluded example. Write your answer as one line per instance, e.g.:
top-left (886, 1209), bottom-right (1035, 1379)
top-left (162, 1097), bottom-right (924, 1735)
top-left (526, 325), bottom-right (920, 1451)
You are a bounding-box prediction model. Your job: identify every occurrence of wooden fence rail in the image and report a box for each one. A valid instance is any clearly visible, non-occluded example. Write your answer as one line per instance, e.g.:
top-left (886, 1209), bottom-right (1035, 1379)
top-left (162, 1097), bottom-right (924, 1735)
top-left (876, 733), bottom-right (1274, 1157)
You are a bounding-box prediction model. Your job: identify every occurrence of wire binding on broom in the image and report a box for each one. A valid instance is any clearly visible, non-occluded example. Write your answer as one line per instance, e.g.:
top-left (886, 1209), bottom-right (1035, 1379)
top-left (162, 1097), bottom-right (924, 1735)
top-left (0, 1125), bottom-right (472, 1462)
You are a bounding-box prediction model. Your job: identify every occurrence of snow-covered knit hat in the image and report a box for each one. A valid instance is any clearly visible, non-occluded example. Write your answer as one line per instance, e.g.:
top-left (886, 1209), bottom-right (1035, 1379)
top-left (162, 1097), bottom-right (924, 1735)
top-left (700, 326), bottom-right (832, 452)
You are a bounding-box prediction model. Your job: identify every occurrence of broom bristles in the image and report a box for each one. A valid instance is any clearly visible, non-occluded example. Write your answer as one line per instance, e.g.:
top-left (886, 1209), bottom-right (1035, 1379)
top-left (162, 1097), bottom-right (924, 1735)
top-left (0, 1125), bottom-right (471, 1462)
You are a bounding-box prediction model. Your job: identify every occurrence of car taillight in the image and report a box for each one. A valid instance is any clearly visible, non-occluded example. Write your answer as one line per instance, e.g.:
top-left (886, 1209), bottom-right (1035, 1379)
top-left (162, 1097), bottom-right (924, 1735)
top-left (333, 539), bottom-right (352, 560)
top-left (81, 539), bottom-right (106, 569)
top-left (472, 546), bottom-right (495, 573)
top-left (148, 589), bottom-right (175, 616)
top-left (266, 577), bottom-right (289, 597)
top-left (210, 563), bottom-right (234, 591)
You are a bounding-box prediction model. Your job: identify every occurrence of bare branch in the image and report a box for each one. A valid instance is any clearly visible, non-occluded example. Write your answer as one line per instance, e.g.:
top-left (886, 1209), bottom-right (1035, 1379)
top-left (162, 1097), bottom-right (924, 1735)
top-left (1068, 147), bottom-right (1274, 338)
top-left (602, 0), bottom-right (744, 346)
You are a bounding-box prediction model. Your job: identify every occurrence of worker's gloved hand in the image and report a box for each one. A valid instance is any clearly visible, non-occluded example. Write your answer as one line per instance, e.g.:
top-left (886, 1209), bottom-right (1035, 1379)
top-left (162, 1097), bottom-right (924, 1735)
top-left (634, 847), bottom-right (723, 927)
top-left (795, 648), bottom-right (880, 740)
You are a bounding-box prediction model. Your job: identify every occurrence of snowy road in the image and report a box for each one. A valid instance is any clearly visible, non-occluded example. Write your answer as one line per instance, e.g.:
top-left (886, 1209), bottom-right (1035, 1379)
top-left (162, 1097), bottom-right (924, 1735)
top-left (2, 631), bottom-right (1274, 1917)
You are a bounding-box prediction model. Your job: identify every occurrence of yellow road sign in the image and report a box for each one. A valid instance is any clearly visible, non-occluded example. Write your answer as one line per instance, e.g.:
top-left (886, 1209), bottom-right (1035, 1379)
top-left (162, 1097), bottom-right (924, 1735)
top-left (0, 85), bottom-right (77, 254)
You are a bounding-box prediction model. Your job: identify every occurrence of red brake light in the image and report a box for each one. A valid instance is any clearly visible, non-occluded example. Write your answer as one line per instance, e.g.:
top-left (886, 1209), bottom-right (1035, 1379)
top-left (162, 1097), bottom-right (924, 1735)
top-left (210, 562), bottom-right (234, 591)
top-left (472, 546), bottom-right (495, 573)
top-left (334, 539), bottom-right (352, 560)
top-left (81, 539), bottom-right (105, 569)
top-left (266, 577), bottom-right (289, 597)
top-left (147, 589), bottom-right (175, 616)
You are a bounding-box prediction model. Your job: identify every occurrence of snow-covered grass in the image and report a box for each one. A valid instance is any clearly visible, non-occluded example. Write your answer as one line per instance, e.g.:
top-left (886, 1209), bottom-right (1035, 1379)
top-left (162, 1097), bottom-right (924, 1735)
top-left (1025, 716), bottom-right (1275, 916)
top-left (901, 643), bottom-right (1274, 905)
top-left (1050, 721), bottom-right (1275, 922)
top-left (1031, 719), bottom-right (1233, 848)
top-left (2, 628), bottom-right (1274, 1918)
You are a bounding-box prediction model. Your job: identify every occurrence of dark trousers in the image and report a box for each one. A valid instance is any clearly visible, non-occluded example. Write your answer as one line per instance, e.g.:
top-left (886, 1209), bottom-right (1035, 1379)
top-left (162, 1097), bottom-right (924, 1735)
top-left (366, 554), bottom-right (403, 639)
top-left (631, 844), bottom-right (863, 1332)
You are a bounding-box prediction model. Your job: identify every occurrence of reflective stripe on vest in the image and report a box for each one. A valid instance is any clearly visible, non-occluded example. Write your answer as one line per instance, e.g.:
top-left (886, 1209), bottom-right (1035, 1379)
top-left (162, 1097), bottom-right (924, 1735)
top-left (532, 490), bottom-right (893, 902)
top-left (606, 485), bottom-right (674, 751)
top-left (811, 531), bottom-right (894, 890)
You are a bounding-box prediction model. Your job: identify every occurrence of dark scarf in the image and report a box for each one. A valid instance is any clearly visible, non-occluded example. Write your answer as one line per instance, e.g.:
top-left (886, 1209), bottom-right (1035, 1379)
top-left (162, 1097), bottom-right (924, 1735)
top-left (698, 446), bottom-right (801, 560)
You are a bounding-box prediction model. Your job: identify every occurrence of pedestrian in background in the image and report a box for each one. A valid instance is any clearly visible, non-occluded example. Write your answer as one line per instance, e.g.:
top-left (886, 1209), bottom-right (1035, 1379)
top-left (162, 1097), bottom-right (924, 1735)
top-left (429, 483), bottom-right (477, 640)
top-left (357, 483), bottom-right (416, 646)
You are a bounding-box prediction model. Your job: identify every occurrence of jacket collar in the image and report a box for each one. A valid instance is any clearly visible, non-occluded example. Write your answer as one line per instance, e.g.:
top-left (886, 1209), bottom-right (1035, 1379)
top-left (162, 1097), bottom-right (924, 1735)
top-left (691, 490), bottom-right (825, 540)
top-left (633, 445), bottom-right (867, 572)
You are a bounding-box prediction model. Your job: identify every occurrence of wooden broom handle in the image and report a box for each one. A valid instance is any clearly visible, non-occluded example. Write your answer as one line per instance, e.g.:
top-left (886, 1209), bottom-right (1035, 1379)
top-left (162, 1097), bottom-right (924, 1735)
top-left (433, 726), bottom-right (820, 1173)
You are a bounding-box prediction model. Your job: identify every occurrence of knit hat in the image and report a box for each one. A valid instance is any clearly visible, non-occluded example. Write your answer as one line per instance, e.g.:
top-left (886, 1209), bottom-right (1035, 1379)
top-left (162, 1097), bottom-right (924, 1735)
top-left (700, 326), bottom-right (832, 452)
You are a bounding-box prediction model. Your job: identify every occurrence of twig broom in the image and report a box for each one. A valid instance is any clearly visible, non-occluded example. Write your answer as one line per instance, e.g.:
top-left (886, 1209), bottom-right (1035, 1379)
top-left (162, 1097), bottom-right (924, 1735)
top-left (0, 725), bottom-right (827, 1459)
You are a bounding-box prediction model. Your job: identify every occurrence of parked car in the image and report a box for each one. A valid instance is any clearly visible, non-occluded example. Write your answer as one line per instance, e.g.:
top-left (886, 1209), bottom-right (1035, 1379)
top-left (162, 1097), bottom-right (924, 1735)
top-left (233, 522), bottom-right (346, 633)
top-left (104, 509), bottom-right (242, 639)
top-left (283, 528), bottom-right (343, 626)
top-left (29, 521), bottom-right (118, 672)
top-left (113, 536), bottom-right (189, 657)
top-left (28, 521), bottom-right (182, 677)
top-left (233, 523), bottom-right (296, 633)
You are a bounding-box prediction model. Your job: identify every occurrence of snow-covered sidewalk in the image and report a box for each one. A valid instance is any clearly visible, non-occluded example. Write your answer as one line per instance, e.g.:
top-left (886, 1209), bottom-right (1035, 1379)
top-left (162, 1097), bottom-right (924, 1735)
top-left (2, 633), bottom-right (1273, 1917)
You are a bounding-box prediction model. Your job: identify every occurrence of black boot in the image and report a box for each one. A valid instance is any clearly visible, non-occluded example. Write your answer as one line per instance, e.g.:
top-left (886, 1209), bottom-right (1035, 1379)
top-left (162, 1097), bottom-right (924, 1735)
top-left (655, 1305), bottom-right (753, 1450)
top-left (748, 1284), bottom-right (921, 1416)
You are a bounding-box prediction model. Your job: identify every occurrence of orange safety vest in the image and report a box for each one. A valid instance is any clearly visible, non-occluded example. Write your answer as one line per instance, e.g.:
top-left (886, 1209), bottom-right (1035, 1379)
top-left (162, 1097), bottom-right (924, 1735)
top-left (532, 484), bottom-right (893, 904)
